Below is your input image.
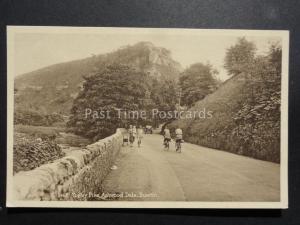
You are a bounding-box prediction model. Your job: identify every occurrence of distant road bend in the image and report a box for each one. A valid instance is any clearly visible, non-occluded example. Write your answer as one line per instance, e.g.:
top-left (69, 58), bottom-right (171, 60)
top-left (103, 134), bottom-right (280, 201)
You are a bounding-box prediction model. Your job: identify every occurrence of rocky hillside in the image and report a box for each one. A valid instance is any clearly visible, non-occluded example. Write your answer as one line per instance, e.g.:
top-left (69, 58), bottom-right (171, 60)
top-left (15, 42), bottom-right (182, 115)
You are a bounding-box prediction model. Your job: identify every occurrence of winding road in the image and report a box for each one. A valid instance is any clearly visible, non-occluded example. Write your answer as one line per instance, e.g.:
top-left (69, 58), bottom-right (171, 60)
top-left (102, 134), bottom-right (280, 201)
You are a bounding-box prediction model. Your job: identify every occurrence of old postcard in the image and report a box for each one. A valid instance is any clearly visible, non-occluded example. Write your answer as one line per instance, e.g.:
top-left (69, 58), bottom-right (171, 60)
top-left (6, 26), bottom-right (289, 208)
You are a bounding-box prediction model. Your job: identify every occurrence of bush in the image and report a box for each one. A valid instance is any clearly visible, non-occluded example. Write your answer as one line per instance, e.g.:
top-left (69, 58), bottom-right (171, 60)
top-left (13, 135), bottom-right (65, 174)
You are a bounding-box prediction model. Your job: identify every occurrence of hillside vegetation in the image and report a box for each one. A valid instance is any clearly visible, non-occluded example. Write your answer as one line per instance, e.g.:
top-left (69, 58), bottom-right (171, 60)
top-left (13, 130), bottom-right (65, 174)
top-left (14, 109), bottom-right (65, 127)
top-left (15, 42), bottom-right (182, 115)
top-left (170, 41), bottom-right (281, 163)
top-left (67, 64), bottom-right (179, 140)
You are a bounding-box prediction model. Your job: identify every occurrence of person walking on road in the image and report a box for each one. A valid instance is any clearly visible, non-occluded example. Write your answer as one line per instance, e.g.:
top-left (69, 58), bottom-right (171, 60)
top-left (133, 125), bottom-right (137, 139)
top-left (129, 125), bottom-right (135, 147)
top-left (137, 125), bottom-right (144, 147)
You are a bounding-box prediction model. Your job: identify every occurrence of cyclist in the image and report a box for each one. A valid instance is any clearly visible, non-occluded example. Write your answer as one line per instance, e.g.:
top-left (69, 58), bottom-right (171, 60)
top-left (163, 127), bottom-right (171, 150)
top-left (175, 127), bottom-right (183, 152)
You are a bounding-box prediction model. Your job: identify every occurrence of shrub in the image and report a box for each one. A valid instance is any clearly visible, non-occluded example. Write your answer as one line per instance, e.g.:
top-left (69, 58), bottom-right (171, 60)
top-left (13, 135), bottom-right (65, 174)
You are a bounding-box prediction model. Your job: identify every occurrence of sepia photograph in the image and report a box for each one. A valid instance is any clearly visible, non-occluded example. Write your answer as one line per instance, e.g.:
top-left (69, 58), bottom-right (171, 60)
top-left (6, 26), bottom-right (289, 208)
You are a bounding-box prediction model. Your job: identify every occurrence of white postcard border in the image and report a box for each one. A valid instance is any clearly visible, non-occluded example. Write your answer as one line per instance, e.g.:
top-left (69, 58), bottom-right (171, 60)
top-left (6, 26), bottom-right (289, 208)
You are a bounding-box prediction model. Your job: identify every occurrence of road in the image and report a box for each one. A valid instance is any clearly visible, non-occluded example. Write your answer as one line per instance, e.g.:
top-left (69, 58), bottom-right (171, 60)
top-left (102, 134), bottom-right (280, 201)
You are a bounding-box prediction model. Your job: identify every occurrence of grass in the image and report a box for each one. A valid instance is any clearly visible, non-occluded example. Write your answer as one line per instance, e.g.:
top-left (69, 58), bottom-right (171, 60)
top-left (56, 132), bottom-right (91, 147)
top-left (14, 124), bottom-right (65, 139)
top-left (14, 124), bottom-right (91, 147)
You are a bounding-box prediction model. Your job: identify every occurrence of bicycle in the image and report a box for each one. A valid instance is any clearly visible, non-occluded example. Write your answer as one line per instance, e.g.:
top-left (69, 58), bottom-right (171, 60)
top-left (163, 138), bottom-right (171, 150)
top-left (175, 139), bottom-right (182, 153)
top-left (129, 134), bottom-right (134, 147)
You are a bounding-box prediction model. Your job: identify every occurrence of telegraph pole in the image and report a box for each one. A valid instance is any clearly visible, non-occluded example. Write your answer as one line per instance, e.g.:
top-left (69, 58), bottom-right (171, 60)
top-left (178, 88), bottom-right (182, 107)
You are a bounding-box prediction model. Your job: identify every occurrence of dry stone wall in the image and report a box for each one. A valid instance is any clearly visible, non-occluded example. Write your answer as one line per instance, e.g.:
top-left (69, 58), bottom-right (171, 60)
top-left (13, 129), bottom-right (123, 201)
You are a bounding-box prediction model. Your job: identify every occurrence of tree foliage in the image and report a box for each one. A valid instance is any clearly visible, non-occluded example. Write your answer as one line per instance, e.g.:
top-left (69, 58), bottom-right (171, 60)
top-left (67, 64), bottom-right (179, 140)
top-left (179, 63), bottom-right (218, 107)
top-left (170, 41), bottom-right (282, 163)
top-left (230, 43), bottom-right (282, 162)
top-left (224, 37), bottom-right (256, 76)
top-left (67, 64), bottom-right (149, 140)
top-left (150, 78), bottom-right (179, 126)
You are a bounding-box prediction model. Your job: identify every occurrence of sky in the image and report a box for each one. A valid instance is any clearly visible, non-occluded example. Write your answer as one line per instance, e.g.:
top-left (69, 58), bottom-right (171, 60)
top-left (13, 30), bottom-right (281, 81)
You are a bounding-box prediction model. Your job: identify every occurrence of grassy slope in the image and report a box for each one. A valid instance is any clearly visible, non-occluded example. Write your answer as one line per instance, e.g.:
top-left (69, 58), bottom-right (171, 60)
top-left (15, 57), bottom-right (101, 114)
top-left (169, 72), bottom-right (280, 162)
top-left (14, 124), bottom-right (91, 146)
top-left (15, 42), bottom-right (182, 115)
top-left (171, 73), bottom-right (247, 139)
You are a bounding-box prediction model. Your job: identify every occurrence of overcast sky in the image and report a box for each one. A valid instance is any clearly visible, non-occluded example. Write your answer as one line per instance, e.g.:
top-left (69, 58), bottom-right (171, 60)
top-left (14, 31), bottom-right (281, 81)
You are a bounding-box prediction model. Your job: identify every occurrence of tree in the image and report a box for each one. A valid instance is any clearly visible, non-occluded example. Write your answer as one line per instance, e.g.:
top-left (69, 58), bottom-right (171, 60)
top-left (150, 78), bottom-right (179, 127)
top-left (179, 63), bottom-right (218, 107)
top-left (224, 37), bottom-right (256, 76)
top-left (67, 64), bottom-right (149, 140)
top-left (231, 43), bottom-right (282, 162)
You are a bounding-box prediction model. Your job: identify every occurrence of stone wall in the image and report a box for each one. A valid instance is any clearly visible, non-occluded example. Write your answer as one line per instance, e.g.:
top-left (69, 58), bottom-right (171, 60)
top-left (12, 129), bottom-right (123, 201)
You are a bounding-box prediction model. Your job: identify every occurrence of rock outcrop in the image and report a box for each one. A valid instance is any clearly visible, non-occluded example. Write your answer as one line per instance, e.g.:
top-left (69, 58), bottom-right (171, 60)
top-left (15, 42), bottom-right (182, 114)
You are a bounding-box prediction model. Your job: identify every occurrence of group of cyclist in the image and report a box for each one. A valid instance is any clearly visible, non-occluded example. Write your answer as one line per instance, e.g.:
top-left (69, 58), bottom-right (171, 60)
top-left (162, 126), bottom-right (183, 152)
top-left (124, 124), bottom-right (183, 152)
